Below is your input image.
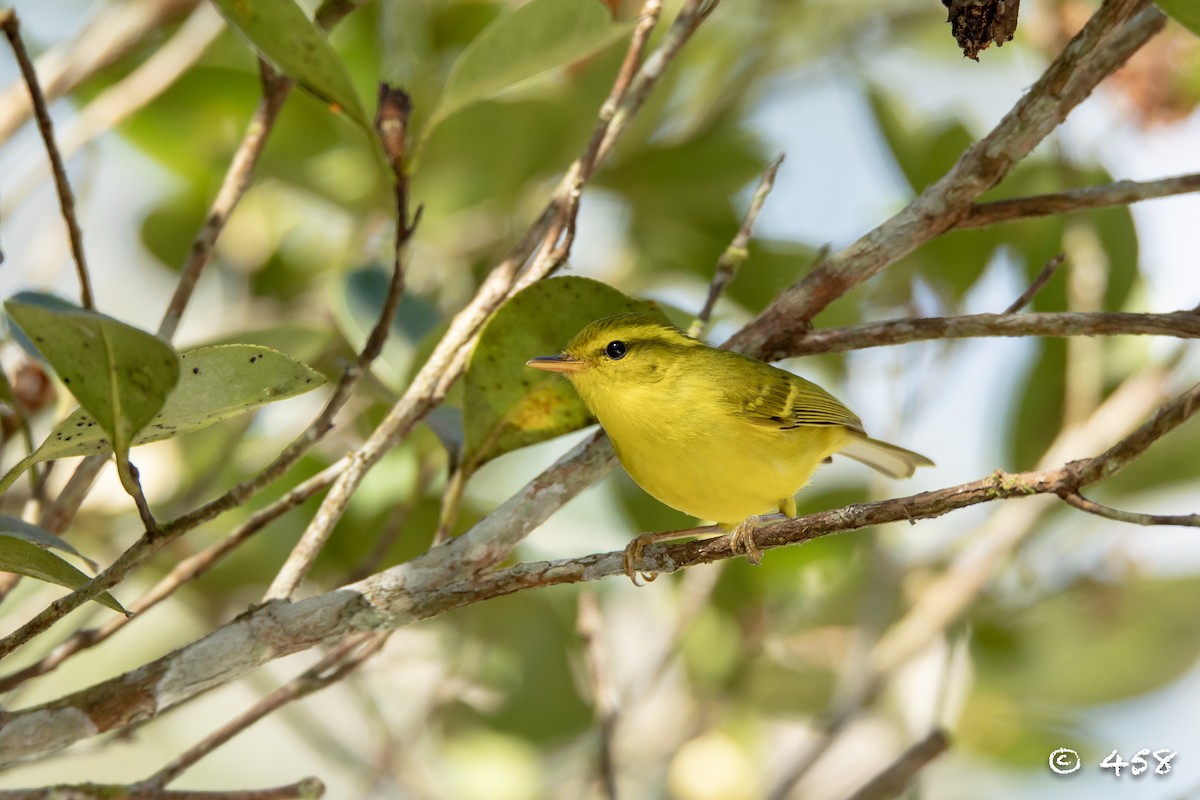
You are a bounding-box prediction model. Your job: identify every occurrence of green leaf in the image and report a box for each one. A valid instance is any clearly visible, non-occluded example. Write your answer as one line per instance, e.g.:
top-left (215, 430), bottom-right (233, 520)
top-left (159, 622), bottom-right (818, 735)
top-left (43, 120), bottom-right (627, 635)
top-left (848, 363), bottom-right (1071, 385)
top-left (462, 277), bottom-right (659, 470)
top-left (209, 0), bottom-right (367, 126)
top-left (965, 575), bottom-right (1200, 762)
top-left (26, 345), bottom-right (326, 463)
top-left (6, 293), bottom-right (180, 469)
top-left (0, 514), bottom-right (99, 570)
top-left (1158, 0), bottom-right (1200, 38)
top-left (424, 0), bottom-right (631, 139)
top-left (0, 535), bottom-right (125, 614)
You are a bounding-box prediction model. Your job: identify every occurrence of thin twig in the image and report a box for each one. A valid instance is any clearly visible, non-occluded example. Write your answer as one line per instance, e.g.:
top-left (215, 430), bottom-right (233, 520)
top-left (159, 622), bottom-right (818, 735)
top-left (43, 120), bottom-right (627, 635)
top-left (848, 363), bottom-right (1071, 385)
top-left (957, 171), bottom-right (1200, 229)
top-left (0, 458), bottom-right (347, 693)
top-left (0, 4), bottom-right (225, 218)
top-left (0, 0), bottom-right (201, 144)
top-left (1004, 253), bottom-right (1066, 313)
top-left (157, 62), bottom-right (292, 341)
top-left (577, 592), bottom-right (620, 800)
top-left (839, 730), bottom-right (949, 800)
top-left (0, 9), bottom-right (94, 309)
top-left (264, 84), bottom-right (418, 600)
top-left (690, 154), bottom-right (784, 338)
top-left (774, 309), bottom-right (1200, 356)
top-left (136, 634), bottom-right (387, 790)
top-left (1057, 490), bottom-right (1200, 526)
top-left (729, 0), bottom-right (1165, 360)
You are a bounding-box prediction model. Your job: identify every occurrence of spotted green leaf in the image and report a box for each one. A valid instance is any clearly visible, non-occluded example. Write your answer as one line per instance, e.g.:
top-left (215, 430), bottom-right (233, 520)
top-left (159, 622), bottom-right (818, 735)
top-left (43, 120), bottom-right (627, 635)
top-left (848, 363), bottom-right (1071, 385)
top-left (5, 293), bottom-right (179, 474)
top-left (463, 277), bottom-right (660, 471)
top-left (0, 534), bottom-right (125, 614)
top-left (27, 344), bottom-right (326, 463)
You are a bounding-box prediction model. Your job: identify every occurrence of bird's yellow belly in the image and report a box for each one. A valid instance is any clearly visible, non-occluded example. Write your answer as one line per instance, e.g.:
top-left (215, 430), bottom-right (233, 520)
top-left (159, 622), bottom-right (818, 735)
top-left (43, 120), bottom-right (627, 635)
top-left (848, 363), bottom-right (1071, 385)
top-left (606, 415), bottom-right (851, 526)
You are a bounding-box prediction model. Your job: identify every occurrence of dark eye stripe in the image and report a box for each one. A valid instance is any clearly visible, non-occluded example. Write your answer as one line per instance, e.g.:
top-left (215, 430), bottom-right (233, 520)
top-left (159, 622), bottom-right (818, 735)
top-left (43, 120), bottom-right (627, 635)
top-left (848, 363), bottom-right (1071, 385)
top-left (605, 340), bottom-right (627, 360)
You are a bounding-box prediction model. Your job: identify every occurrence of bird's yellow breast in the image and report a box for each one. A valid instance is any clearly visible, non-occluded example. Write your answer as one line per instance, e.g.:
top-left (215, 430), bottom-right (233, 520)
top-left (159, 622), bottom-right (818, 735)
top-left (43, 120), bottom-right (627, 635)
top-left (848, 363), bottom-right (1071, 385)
top-left (580, 370), bottom-right (851, 526)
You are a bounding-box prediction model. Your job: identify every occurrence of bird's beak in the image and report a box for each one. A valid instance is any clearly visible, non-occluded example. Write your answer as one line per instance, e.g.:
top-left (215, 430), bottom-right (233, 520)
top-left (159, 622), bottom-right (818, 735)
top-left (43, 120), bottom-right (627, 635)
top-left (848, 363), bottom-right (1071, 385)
top-left (526, 355), bottom-right (584, 374)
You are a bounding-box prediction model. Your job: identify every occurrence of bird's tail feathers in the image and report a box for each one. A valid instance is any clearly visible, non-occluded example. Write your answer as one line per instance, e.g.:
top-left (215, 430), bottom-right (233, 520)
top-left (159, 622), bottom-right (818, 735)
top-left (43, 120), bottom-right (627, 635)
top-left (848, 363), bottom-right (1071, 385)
top-left (840, 434), bottom-right (933, 479)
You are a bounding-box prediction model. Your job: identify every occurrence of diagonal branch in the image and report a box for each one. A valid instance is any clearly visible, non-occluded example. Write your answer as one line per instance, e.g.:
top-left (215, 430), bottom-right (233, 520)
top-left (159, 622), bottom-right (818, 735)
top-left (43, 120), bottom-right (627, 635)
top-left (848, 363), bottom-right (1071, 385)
top-left (1, 10), bottom-right (94, 309)
top-left (727, 0), bottom-right (1164, 361)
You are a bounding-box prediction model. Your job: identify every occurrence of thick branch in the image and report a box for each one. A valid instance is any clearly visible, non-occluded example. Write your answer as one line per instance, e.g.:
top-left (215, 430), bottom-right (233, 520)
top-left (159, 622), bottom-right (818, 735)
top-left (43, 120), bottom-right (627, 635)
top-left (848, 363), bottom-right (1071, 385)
top-left (728, 0), bottom-right (1164, 360)
top-left (2, 382), bottom-right (1195, 765)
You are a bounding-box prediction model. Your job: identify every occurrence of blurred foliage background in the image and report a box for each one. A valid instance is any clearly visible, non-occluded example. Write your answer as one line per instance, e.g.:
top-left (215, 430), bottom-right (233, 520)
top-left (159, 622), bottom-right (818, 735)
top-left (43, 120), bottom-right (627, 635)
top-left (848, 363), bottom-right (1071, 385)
top-left (1, 0), bottom-right (1199, 798)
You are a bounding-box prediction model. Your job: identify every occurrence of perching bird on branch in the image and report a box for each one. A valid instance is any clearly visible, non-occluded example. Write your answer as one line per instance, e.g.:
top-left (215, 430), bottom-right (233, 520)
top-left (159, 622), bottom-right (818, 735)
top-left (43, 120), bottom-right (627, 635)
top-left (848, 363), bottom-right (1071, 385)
top-left (527, 312), bottom-right (932, 583)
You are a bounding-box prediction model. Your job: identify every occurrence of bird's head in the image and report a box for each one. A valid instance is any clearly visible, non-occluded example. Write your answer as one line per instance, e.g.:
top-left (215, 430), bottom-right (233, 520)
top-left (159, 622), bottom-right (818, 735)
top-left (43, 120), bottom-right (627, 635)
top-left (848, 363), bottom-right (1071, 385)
top-left (526, 312), bottom-right (699, 400)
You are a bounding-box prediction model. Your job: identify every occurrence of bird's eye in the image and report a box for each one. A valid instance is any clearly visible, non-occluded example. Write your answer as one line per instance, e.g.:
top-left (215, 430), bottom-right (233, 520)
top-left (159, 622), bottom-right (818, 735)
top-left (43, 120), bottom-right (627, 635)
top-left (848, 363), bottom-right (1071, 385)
top-left (605, 340), bottom-right (628, 360)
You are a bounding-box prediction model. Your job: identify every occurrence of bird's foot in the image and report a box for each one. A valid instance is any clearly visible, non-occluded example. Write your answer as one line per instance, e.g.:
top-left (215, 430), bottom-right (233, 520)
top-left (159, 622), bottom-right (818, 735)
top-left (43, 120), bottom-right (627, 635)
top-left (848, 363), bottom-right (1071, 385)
top-left (623, 534), bottom-right (660, 587)
top-left (728, 516), bottom-right (765, 565)
top-left (622, 525), bottom-right (716, 586)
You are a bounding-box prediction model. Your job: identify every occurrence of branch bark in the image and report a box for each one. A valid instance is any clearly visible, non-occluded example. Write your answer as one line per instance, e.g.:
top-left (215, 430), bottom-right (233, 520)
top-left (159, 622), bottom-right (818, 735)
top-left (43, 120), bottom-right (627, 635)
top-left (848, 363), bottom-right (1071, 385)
top-left (2, 381), bottom-right (1195, 766)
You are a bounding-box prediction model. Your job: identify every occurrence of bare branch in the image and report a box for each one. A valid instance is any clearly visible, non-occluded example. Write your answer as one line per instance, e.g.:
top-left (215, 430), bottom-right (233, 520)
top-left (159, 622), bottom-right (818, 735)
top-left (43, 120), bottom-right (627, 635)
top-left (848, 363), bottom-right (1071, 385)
top-left (1004, 253), bottom-right (1066, 313)
top-left (157, 63), bottom-right (292, 341)
top-left (0, 459), bottom-right (348, 693)
top-left (728, 0), bottom-right (1165, 360)
top-left (691, 154), bottom-right (785, 338)
top-left (1058, 491), bottom-right (1200, 526)
top-left (136, 634), bottom-right (387, 790)
top-left (0, 0), bottom-right (200, 145)
top-left (776, 309), bottom-right (1200, 357)
top-left (0, 4), bottom-right (225, 217)
top-left (1, 9), bottom-right (94, 309)
top-left (839, 730), bottom-right (949, 800)
top-left (957, 171), bottom-right (1200, 229)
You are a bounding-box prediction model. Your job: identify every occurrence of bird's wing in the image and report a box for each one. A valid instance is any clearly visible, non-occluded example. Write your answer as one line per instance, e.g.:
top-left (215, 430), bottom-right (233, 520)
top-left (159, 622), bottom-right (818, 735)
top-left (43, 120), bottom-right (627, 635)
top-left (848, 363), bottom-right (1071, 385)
top-left (727, 357), bottom-right (865, 432)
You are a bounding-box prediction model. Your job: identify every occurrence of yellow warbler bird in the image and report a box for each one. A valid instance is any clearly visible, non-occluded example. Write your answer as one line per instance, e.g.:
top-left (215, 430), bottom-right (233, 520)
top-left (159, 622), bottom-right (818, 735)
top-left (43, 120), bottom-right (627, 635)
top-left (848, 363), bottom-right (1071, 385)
top-left (527, 312), bottom-right (932, 581)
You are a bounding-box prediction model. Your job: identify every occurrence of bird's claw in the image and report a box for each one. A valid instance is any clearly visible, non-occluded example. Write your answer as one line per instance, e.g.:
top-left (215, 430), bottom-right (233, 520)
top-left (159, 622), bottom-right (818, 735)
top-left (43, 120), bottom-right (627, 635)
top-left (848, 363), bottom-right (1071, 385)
top-left (729, 517), bottom-right (764, 565)
top-left (623, 535), bottom-right (659, 586)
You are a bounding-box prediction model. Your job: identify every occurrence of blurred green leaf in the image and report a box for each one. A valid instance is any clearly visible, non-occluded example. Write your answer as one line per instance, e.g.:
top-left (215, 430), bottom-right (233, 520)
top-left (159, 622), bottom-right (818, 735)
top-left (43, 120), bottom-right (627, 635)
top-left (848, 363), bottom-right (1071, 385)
top-left (1158, 0), bottom-right (1200, 38)
top-left (210, 0), bottom-right (367, 126)
top-left (424, 0), bottom-right (631, 140)
top-left (868, 87), bottom-right (974, 194)
top-left (25, 345), bottom-right (324, 463)
top-left (969, 576), bottom-right (1200, 742)
top-left (463, 277), bottom-right (659, 471)
top-left (0, 535), bottom-right (125, 614)
top-left (448, 591), bottom-right (591, 743)
top-left (337, 266), bottom-right (444, 390)
top-left (0, 514), bottom-right (98, 571)
top-left (869, 87), bottom-right (1000, 302)
top-left (1009, 338), bottom-right (1066, 469)
top-left (6, 293), bottom-right (179, 476)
